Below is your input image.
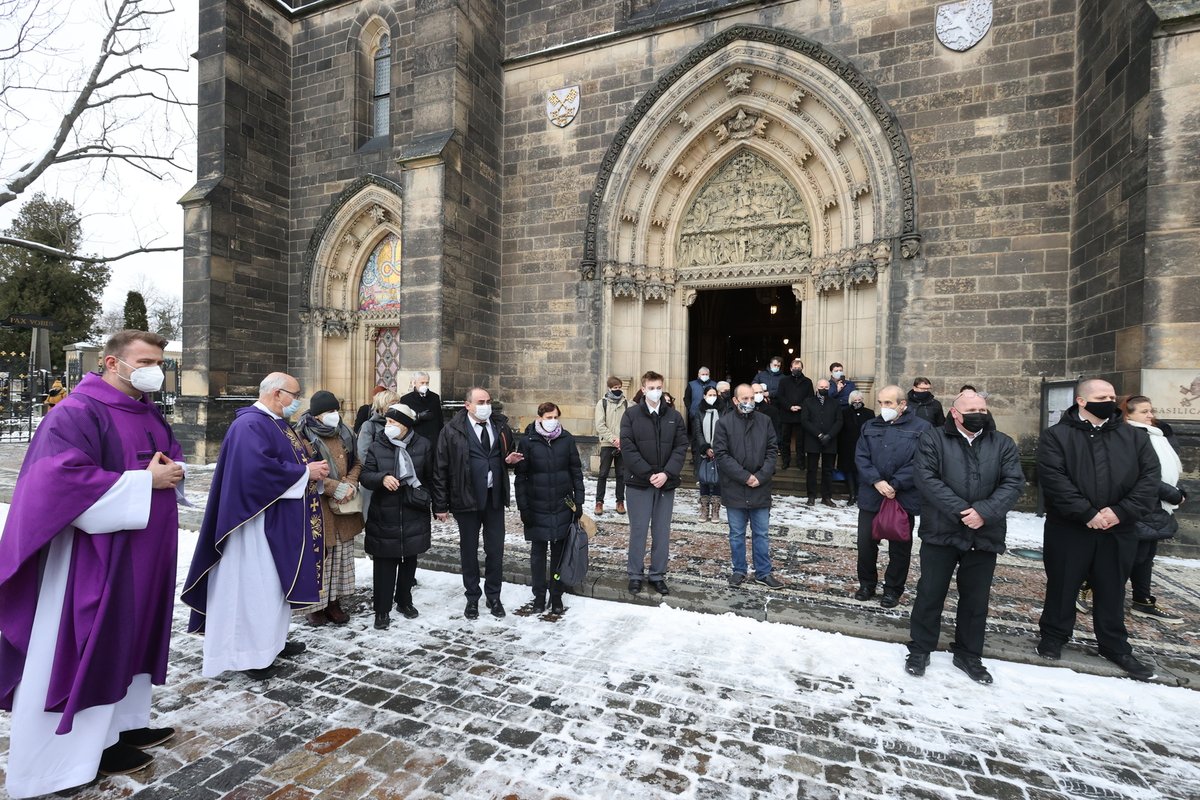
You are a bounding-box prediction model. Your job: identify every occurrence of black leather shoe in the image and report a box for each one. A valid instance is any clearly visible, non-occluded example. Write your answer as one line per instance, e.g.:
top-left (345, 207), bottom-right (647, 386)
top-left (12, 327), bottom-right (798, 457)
top-left (465, 600), bottom-right (479, 619)
top-left (650, 579), bottom-right (670, 596)
top-left (243, 665), bottom-right (277, 681)
top-left (531, 597), bottom-right (547, 614)
top-left (1035, 639), bottom-right (1061, 661)
top-left (279, 640), bottom-right (306, 658)
top-left (847, 495), bottom-right (857, 504)
top-left (374, 612), bottom-right (390, 630)
top-left (904, 652), bottom-right (929, 677)
top-left (821, 498), bottom-right (837, 508)
top-left (1103, 652), bottom-right (1155, 681)
top-left (98, 742), bottom-right (154, 776)
top-left (853, 586), bottom-right (876, 601)
top-left (486, 598), bottom-right (506, 618)
top-left (805, 498), bottom-right (816, 507)
top-left (880, 593), bottom-right (900, 609)
top-left (550, 597), bottom-right (566, 614)
top-left (119, 727), bottom-right (175, 750)
top-left (729, 572), bottom-right (747, 588)
top-left (628, 579), bottom-right (643, 594)
top-left (952, 653), bottom-right (993, 684)
top-left (398, 603), bottom-right (419, 619)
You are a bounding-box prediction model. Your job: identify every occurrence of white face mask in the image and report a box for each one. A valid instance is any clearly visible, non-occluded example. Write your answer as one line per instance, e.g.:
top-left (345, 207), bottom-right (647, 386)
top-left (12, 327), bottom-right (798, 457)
top-left (699, 374), bottom-right (710, 382)
top-left (417, 384), bottom-right (429, 395)
top-left (644, 388), bottom-right (663, 403)
top-left (541, 418), bottom-right (559, 432)
top-left (319, 411), bottom-right (341, 428)
top-left (832, 371), bottom-right (845, 380)
top-left (386, 424), bottom-right (406, 443)
top-left (753, 393), bottom-right (763, 403)
top-left (472, 402), bottom-right (492, 421)
top-left (704, 395), bottom-right (717, 406)
top-left (880, 407), bottom-right (899, 422)
top-left (118, 359), bottom-right (165, 393)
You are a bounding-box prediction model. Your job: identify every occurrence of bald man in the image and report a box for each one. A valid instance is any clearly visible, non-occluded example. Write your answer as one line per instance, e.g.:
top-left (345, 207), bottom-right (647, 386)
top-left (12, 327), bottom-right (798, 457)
top-left (183, 373), bottom-right (330, 680)
top-left (853, 384), bottom-right (931, 607)
top-left (1034, 378), bottom-right (1160, 681)
top-left (905, 391), bottom-right (1024, 684)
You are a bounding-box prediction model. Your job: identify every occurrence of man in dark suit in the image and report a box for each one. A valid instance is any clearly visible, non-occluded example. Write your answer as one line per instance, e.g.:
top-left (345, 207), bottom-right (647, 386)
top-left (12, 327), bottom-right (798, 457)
top-left (432, 387), bottom-right (523, 619)
top-left (800, 378), bottom-right (843, 506)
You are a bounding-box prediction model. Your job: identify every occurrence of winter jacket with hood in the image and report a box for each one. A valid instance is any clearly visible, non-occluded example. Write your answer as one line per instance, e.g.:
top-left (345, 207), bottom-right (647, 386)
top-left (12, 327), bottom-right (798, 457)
top-left (855, 409), bottom-right (932, 514)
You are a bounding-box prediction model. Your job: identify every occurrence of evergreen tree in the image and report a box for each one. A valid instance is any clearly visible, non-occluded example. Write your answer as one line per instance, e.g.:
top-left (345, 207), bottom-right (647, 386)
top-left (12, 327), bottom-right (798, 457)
top-left (123, 291), bottom-right (150, 332)
top-left (0, 194), bottom-right (110, 368)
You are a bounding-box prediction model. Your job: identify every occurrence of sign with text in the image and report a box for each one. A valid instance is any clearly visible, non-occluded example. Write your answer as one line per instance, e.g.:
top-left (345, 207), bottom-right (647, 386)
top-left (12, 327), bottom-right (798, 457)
top-left (5, 314), bottom-right (61, 330)
top-left (1141, 369), bottom-right (1200, 421)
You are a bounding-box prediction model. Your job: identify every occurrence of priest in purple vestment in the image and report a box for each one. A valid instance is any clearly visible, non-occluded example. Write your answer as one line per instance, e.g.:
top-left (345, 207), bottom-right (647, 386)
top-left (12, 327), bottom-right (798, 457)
top-left (182, 372), bottom-right (328, 681)
top-left (0, 330), bottom-right (186, 798)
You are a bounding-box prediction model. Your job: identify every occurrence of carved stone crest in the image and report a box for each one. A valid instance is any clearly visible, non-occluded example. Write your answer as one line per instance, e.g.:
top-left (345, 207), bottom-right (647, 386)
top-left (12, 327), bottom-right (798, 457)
top-left (546, 85), bottom-right (581, 128)
top-left (935, 0), bottom-right (992, 52)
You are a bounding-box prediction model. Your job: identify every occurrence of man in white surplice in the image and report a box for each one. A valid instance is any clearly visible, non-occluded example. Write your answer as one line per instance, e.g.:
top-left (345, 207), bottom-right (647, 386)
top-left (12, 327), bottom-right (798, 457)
top-left (0, 330), bottom-right (186, 797)
top-left (182, 373), bottom-right (329, 680)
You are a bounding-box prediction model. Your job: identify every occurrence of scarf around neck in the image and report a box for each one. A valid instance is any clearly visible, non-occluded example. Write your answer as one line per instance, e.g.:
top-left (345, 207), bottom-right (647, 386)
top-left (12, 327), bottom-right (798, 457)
top-left (1128, 420), bottom-right (1181, 511)
top-left (296, 413), bottom-right (356, 481)
top-left (535, 419), bottom-right (563, 441)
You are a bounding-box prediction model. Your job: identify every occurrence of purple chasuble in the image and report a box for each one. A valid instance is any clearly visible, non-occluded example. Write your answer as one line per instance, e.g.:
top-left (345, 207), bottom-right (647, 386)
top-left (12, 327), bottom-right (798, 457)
top-left (0, 372), bottom-right (182, 733)
top-left (182, 405), bottom-right (325, 632)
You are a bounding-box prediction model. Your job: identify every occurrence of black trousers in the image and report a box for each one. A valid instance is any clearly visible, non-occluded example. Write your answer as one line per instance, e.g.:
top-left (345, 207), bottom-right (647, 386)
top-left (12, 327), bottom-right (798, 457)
top-left (805, 451), bottom-right (835, 499)
top-left (596, 447), bottom-right (624, 504)
top-left (455, 504), bottom-right (506, 602)
top-left (1130, 538), bottom-right (1157, 602)
top-left (856, 508), bottom-right (914, 596)
top-left (907, 543), bottom-right (997, 658)
top-left (373, 555), bottom-right (418, 613)
top-left (780, 422), bottom-right (802, 467)
top-left (1039, 523), bottom-right (1137, 657)
top-left (844, 467), bottom-right (859, 499)
top-left (531, 538), bottom-right (567, 601)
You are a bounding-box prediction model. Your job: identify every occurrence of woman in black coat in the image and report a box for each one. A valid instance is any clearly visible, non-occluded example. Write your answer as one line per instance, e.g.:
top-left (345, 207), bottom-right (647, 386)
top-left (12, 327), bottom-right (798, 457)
top-left (359, 405), bottom-right (434, 629)
top-left (837, 390), bottom-right (875, 504)
top-left (691, 385), bottom-right (725, 523)
top-left (515, 401), bottom-right (585, 614)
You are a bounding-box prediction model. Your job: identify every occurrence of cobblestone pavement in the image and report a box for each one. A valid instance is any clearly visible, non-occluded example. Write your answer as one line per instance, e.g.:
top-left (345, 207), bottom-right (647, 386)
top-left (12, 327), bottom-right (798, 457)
top-left (3, 567), bottom-right (1200, 800)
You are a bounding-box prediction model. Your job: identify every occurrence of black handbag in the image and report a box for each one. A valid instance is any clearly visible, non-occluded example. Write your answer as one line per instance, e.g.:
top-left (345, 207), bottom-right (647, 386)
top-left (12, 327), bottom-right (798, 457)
top-left (403, 484), bottom-right (432, 510)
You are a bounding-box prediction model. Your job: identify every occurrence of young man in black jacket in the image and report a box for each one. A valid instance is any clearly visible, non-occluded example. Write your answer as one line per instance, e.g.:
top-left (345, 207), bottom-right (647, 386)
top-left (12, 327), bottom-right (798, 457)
top-left (777, 357), bottom-right (814, 470)
top-left (620, 370), bottom-right (690, 595)
top-left (1035, 378), bottom-right (1161, 681)
top-left (432, 387), bottom-right (524, 620)
top-left (800, 379), bottom-right (843, 506)
top-left (905, 391), bottom-right (1024, 684)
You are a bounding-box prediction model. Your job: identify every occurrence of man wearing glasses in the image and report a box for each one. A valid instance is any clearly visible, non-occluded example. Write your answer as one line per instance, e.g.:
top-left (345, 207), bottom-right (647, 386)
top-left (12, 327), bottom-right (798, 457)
top-left (184, 373), bottom-right (330, 680)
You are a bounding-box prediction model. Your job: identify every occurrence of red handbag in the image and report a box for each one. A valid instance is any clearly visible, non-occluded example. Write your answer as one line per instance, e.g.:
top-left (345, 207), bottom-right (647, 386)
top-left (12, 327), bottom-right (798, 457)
top-left (871, 497), bottom-right (912, 542)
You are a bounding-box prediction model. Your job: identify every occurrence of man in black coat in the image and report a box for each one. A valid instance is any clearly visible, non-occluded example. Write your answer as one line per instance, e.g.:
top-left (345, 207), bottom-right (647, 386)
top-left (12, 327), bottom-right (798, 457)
top-left (907, 377), bottom-right (945, 428)
top-left (399, 371), bottom-right (444, 444)
top-left (714, 384), bottom-right (783, 589)
top-left (904, 391), bottom-right (1024, 684)
top-left (800, 379), bottom-right (843, 506)
top-left (854, 384), bottom-right (931, 607)
top-left (1035, 378), bottom-right (1160, 681)
top-left (777, 357), bottom-right (814, 470)
top-left (432, 387), bottom-right (524, 620)
top-left (621, 370), bottom-right (690, 596)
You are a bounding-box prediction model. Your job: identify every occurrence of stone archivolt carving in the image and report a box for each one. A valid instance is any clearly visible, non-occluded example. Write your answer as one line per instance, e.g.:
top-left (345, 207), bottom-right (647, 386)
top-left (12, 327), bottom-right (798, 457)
top-left (676, 150), bottom-right (812, 270)
top-left (301, 307), bottom-right (357, 339)
top-left (602, 261), bottom-right (676, 302)
top-left (713, 109), bottom-right (769, 143)
top-left (724, 68), bottom-right (753, 94)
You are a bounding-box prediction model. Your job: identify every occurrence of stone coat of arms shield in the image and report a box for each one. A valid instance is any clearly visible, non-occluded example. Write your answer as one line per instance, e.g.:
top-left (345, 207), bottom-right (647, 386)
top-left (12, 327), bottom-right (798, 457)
top-left (935, 0), bottom-right (993, 52)
top-left (546, 85), bottom-right (580, 128)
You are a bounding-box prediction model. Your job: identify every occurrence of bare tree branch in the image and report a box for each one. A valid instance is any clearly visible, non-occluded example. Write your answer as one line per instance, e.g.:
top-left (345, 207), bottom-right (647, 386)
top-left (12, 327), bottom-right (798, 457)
top-left (0, 234), bottom-right (180, 264)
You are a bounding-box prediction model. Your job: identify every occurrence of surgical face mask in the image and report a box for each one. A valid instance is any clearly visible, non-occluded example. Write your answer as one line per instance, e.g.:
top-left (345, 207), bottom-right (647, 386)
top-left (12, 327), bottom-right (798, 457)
top-left (699, 373), bottom-right (710, 382)
top-left (704, 395), bottom-right (717, 406)
top-left (319, 411), bottom-right (341, 428)
top-left (959, 412), bottom-right (988, 433)
top-left (880, 407), bottom-right (899, 422)
top-left (541, 418), bottom-right (560, 432)
top-left (769, 365), bottom-right (780, 373)
top-left (832, 370), bottom-right (845, 380)
top-left (645, 388), bottom-right (663, 403)
top-left (118, 359), bottom-right (165, 393)
top-left (472, 402), bottom-right (493, 421)
top-left (753, 392), bottom-right (763, 404)
top-left (283, 397), bottom-right (302, 418)
top-left (417, 384), bottom-right (429, 395)
top-left (738, 401), bottom-right (756, 414)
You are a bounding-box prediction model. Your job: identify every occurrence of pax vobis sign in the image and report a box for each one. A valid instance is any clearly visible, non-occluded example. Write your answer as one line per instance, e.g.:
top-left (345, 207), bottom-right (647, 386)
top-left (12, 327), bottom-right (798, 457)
top-left (1141, 369), bottom-right (1200, 420)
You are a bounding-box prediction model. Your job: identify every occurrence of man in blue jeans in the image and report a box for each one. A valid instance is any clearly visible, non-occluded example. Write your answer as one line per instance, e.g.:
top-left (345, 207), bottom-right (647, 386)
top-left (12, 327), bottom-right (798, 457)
top-left (714, 383), bottom-right (784, 588)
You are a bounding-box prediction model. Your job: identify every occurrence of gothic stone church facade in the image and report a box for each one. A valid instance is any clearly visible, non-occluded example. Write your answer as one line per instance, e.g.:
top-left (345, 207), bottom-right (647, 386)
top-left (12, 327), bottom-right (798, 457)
top-left (180, 0), bottom-right (1200, 484)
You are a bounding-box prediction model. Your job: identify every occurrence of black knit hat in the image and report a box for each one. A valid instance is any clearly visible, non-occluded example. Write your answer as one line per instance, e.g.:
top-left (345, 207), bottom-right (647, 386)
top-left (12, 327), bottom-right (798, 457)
top-left (308, 390), bottom-right (339, 416)
top-left (385, 404), bottom-right (417, 428)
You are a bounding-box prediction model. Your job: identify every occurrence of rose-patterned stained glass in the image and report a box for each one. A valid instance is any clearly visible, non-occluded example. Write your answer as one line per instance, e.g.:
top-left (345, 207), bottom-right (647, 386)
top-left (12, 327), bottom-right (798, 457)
top-left (358, 233), bottom-right (402, 310)
top-left (375, 327), bottom-right (400, 389)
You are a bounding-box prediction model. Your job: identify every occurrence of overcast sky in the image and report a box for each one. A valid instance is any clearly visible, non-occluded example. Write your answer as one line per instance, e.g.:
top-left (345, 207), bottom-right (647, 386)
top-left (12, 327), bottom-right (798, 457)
top-left (0, 0), bottom-right (199, 311)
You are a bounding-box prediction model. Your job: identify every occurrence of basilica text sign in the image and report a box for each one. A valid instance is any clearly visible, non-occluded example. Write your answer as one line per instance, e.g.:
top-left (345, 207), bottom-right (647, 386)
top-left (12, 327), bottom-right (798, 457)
top-left (1141, 369), bottom-right (1200, 420)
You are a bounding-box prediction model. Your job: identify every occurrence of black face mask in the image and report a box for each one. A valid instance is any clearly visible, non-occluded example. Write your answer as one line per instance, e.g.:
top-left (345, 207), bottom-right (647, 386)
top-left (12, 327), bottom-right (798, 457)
top-left (610, 390), bottom-right (623, 398)
top-left (1084, 400), bottom-right (1117, 420)
top-left (958, 412), bottom-right (988, 433)
top-left (851, 401), bottom-right (864, 409)
top-left (791, 369), bottom-right (803, 377)
top-left (911, 391), bottom-right (931, 402)
top-left (817, 388), bottom-right (828, 397)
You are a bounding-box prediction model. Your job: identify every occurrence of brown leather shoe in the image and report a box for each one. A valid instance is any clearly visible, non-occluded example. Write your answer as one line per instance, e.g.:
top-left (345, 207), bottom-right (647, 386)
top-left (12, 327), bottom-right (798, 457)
top-left (616, 501), bottom-right (626, 515)
top-left (305, 611), bottom-right (328, 626)
top-left (594, 502), bottom-right (604, 516)
top-left (325, 600), bottom-right (350, 625)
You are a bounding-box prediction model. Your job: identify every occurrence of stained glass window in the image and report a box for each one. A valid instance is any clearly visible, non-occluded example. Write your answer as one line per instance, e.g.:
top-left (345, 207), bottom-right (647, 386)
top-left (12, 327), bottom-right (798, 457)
top-left (375, 327), bottom-right (400, 388)
top-left (358, 233), bottom-right (402, 310)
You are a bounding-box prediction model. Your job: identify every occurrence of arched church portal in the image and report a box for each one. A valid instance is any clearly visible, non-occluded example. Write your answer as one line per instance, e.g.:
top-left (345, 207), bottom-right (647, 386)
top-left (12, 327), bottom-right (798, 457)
top-left (589, 25), bottom-right (919, 399)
